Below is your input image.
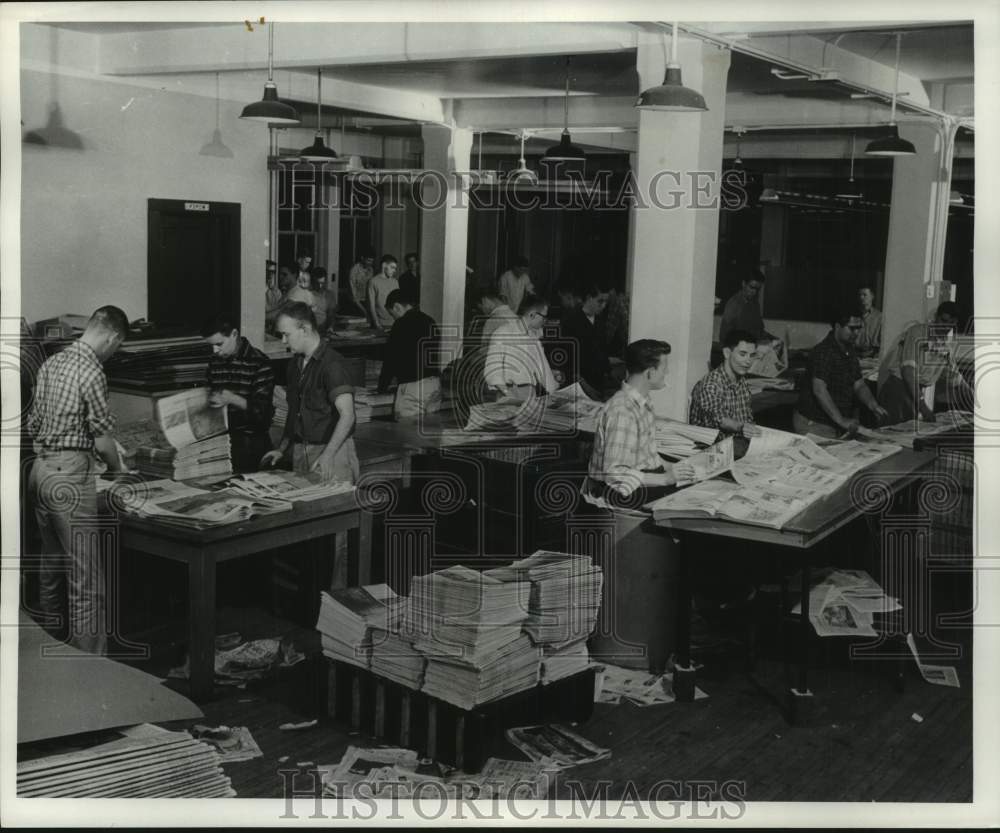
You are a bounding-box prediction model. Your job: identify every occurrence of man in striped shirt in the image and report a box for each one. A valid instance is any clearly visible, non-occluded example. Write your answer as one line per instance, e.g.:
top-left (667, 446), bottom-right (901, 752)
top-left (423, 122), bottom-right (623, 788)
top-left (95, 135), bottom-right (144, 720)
top-left (201, 314), bottom-right (276, 473)
top-left (586, 339), bottom-right (692, 504)
top-left (27, 305), bottom-right (129, 654)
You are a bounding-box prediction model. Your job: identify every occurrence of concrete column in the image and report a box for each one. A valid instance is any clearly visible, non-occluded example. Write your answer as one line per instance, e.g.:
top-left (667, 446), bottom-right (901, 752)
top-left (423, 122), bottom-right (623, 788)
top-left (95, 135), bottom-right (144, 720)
top-left (880, 121), bottom-right (953, 353)
top-left (419, 124), bottom-right (473, 346)
top-left (627, 36), bottom-right (731, 419)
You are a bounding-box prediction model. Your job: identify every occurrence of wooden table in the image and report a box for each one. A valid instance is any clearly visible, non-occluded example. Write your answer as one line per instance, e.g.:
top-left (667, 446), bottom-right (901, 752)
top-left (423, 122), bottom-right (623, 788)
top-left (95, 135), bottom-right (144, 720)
top-left (655, 447), bottom-right (937, 720)
top-left (118, 491), bottom-right (372, 701)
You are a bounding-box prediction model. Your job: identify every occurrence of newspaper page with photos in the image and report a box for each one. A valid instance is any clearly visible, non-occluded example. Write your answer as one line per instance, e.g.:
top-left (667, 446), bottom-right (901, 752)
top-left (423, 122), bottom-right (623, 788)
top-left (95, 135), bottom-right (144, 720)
top-left (154, 386), bottom-right (228, 449)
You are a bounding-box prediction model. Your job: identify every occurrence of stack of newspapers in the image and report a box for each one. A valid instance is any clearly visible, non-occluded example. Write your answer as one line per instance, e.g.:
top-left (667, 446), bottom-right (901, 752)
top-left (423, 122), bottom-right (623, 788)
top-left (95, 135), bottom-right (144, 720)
top-left (369, 627), bottom-right (426, 689)
top-left (110, 478), bottom-right (290, 529)
top-left (228, 470), bottom-right (355, 502)
top-left (316, 584), bottom-right (404, 669)
top-left (654, 418), bottom-right (720, 458)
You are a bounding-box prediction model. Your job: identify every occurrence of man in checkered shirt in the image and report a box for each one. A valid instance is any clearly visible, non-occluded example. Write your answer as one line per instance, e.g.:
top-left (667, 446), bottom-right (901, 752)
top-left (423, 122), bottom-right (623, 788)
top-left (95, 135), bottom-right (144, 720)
top-left (688, 328), bottom-right (762, 441)
top-left (26, 305), bottom-right (129, 654)
top-left (586, 339), bottom-right (692, 503)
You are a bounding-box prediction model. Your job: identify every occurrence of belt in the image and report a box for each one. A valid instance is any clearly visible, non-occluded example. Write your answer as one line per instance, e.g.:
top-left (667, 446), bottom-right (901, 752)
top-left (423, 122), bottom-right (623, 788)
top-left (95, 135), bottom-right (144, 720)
top-left (37, 445), bottom-right (93, 453)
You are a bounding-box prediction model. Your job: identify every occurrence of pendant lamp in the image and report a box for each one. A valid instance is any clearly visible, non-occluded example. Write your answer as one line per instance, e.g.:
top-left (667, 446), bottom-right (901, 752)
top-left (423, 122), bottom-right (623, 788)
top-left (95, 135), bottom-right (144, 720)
top-left (635, 23), bottom-right (708, 112)
top-left (542, 58), bottom-right (585, 162)
top-left (240, 22), bottom-right (300, 124)
top-left (865, 33), bottom-right (915, 156)
top-left (299, 68), bottom-right (338, 161)
top-left (510, 131), bottom-right (538, 184)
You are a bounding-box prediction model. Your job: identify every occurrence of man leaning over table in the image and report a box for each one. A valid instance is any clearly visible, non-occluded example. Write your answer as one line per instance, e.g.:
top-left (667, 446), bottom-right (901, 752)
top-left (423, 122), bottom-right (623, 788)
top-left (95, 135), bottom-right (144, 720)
top-left (262, 302), bottom-right (359, 485)
top-left (793, 307), bottom-right (888, 438)
top-left (584, 339), bottom-right (692, 505)
top-left (688, 327), bottom-right (762, 441)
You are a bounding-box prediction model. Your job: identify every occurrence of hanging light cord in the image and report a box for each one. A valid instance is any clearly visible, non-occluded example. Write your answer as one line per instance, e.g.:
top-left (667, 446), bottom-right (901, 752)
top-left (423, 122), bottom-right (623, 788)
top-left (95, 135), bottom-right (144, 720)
top-left (316, 69), bottom-right (322, 131)
top-left (848, 134), bottom-right (856, 180)
top-left (890, 32), bottom-right (900, 124)
top-left (671, 22), bottom-right (679, 66)
top-left (563, 57), bottom-right (570, 130)
top-left (519, 131), bottom-right (527, 165)
top-left (267, 22), bottom-right (275, 83)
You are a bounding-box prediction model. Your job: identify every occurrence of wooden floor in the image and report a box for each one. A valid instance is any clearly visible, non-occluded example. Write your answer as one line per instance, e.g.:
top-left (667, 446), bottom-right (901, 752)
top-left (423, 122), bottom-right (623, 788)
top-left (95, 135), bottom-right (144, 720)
top-left (139, 602), bottom-right (973, 804)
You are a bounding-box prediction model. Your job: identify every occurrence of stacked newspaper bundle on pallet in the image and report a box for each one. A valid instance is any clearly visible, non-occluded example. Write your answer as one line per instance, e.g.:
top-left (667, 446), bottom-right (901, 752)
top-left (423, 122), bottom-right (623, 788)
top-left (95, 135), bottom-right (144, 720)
top-left (16, 724), bottom-right (235, 798)
top-left (486, 551), bottom-right (603, 685)
top-left (316, 584), bottom-right (405, 669)
top-left (109, 478), bottom-right (291, 529)
top-left (117, 387), bottom-right (233, 481)
top-left (369, 627), bottom-right (426, 689)
top-left (228, 470), bottom-right (356, 502)
top-left (654, 418), bottom-right (720, 458)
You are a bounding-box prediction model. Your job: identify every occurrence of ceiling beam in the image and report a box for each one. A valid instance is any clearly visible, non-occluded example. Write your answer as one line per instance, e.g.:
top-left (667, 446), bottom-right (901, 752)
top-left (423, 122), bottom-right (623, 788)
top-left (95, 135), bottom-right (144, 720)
top-left (453, 95), bottom-right (638, 131)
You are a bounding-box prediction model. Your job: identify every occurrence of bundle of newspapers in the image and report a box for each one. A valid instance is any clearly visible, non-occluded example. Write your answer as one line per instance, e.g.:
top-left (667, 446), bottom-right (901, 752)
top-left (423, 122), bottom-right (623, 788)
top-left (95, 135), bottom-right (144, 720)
top-left (228, 470), bottom-right (356, 502)
top-left (316, 584), bottom-right (405, 669)
top-left (654, 418), bottom-right (720, 458)
top-left (369, 628), bottom-right (426, 689)
top-left (117, 387), bottom-right (232, 481)
top-left (354, 388), bottom-right (395, 424)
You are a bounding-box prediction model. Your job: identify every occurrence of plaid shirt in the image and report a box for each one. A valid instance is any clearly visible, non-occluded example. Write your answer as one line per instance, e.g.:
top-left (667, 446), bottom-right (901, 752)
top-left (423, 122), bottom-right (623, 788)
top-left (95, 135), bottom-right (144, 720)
top-left (27, 340), bottom-right (115, 450)
top-left (797, 331), bottom-right (862, 425)
top-left (588, 383), bottom-right (662, 496)
top-left (207, 336), bottom-right (275, 434)
top-left (688, 363), bottom-right (754, 436)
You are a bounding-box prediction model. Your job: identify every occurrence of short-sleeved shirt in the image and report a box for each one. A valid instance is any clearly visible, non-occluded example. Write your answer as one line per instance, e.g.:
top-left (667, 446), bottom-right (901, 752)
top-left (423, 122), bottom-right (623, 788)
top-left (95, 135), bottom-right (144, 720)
top-left (207, 336), bottom-right (275, 434)
top-left (688, 363), bottom-right (754, 436)
top-left (878, 321), bottom-right (960, 392)
top-left (797, 331), bottom-right (862, 425)
top-left (588, 383), bottom-right (662, 496)
top-left (484, 319), bottom-right (558, 393)
top-left (283, 341), bottom-right (355, 445)
top-left (367, 274), bottom-right (400, 328)
top-left (857, 308), bottom-right (883, 356)
top-left (497, 271), bottom-right (534, 317)
top-left (719, 291), bottom-right (764, 345)
top-left (28, 340), bottom-right (115, 451)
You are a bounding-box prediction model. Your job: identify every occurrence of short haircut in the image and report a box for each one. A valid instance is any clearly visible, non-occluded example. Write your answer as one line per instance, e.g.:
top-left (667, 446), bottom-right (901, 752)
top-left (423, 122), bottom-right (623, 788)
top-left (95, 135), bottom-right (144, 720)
top-left (830, 307), bottom-right (861, 328)
top-left (278, 301), bottom-right (317, 331)
top-left (517, 293), bottom-right (548, 317)
top-left (385, 289), bottom-right (413, 309)
top-left (743, 268), bottom-right (766, 284)
top-left (722, 328), bottom-right (757, 351)
top-left (266, 259), bottom-right (277, 268)
top-left (200, 313), bottom-right (239, 338)
top-left (359, 249), bottom-right (375, 260)
top-left (511, 255), bottom-right (530, 270)
top-left (858, 285), bottom-right (874, 294)
top-left (404, 251), bottom-right (418, 263)
top-left (477, 287), bottom-right (502, 305)
top-left (88, 306), bottom-right (129, 339)
top-left (625, 339), bottom-right (671, 375)
top-left (311, 266), bottom-right (328, 280)
top-left (380, 254), bottom-right (398, 267)
top-left (936, 301), bottom-right (958, 321)
top-left (580, 280), bottom-right (608, 300)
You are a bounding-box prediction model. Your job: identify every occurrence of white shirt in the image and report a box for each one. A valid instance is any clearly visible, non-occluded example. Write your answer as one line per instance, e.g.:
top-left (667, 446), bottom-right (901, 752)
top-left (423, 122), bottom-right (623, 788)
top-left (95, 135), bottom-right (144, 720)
top-left (481, 304), bottom-right (518, 342)
top-left (484, 319), bottom-right (558, 393)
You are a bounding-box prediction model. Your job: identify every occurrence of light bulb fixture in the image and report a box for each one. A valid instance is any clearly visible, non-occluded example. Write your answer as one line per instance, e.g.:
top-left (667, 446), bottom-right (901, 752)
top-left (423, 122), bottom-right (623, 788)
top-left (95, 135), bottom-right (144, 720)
top-left (542, 58), bottom-right (586, 162)
top-left (835, 134), bottom-right (863, 199)
top-left (200, 72), bottom-right (234, 158)
top-left (635, 22), bottom-right (708, 112)
top-left (299, 68), bottom-right (337, 161)
top-left (865, 33), bottom-right (915, 156)
top-left (732, 128), bottom-right (744, 168)
top-left (240, 22), bottom-right (300, 124)
top-left (759, 188), bottom-right (779, 202)
top-left (510, 131), bottom-right (538, 185)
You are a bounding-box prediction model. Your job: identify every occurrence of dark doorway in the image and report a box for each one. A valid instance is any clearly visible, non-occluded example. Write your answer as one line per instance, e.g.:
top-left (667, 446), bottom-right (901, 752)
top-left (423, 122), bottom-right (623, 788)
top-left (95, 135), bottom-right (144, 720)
top-left (147, 199), bottom-right (240, 336)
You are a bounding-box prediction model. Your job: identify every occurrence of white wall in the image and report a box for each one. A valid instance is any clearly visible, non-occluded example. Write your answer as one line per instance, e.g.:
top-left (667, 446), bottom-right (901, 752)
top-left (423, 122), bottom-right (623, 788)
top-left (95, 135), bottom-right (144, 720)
top-left (20, 65), bottom-right (271, 345)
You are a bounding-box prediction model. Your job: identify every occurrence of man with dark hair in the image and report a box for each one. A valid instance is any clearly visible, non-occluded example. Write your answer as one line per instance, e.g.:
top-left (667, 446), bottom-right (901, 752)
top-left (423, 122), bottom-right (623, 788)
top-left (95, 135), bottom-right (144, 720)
top-left (311, 267), bottom-right (337, 331)
top-left (263, 303), bottom-right (359, 483)
top-left (555, 280), bottom-right (613, 399)
top-left (368, 254), bottom-right (400, 330)
top-left (857, 285), bottom-right (883, 358)
top-left (484, 293), bottom-right (559, 399)
top-left (399, 251), bottom-right (420, 306)
top-left (877, 302), bottom-right (972, 424)
top-left (265, 260), bottom-right (283, 330)
top-left (497, 256), bottom-right (534, 320)
top-left (471, 288), bottom-right (518, 346)
top-left (794, 309), bottom-right (888, 437)
top-left (348, 250), bottom-right (375, 315)
top-left (379, 289), bottom-right (441, 420)
top-left (201, 314), bottom-right (275, 472)
top-left (27, 305), bottom-right (130, 654)
top-left (586, 338), bottom-right (692, 502)
top-left (689, 328), bottom-right (761, 439)
top-left (719, 268), bottom-right (774, 346)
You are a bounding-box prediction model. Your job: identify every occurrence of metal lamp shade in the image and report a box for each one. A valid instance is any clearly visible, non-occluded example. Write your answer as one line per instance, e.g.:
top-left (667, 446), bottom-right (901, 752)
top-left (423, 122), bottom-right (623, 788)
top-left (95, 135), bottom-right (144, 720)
top-left (636, 66), bottom-right (708, 112)
top-left (865, 125), bottom-right (916, 157)
top-left (299, 135), bottom-right (338, 162)
top-left (541, 130), bottom-right (586, 162)
top-left (240, 83), bottom-right (300, 124)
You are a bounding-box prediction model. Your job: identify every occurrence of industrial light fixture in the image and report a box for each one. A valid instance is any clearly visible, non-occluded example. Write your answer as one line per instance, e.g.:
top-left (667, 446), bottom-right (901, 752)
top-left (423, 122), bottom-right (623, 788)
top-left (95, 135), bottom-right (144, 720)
top-left (541, 58), bottom-right (585, 162)
top-left (240, 22), bottom-right (300, 124)
top-left (865, 33), bottom-right (915, 156)
top-left (732, 128), bottom-right (745, 169)
top-left (635, 22), bottom-right (708, 112)
top-left (835, 134), bottom-right (863, 200)
top-left (200, 73), bottom-right (234, 158)
top-left (299, 68), bottom-right (338, 161)
top-left (759, 188), bottom-right (779, 202)
top-left (509, 131), bottom-right (538, 185)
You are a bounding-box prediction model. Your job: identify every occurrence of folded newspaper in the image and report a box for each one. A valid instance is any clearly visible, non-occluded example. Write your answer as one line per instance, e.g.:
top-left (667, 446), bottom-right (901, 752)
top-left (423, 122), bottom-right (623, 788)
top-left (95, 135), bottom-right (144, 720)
top-left (228, 470), bottom-right (356, 501)
top-left (112, 479), bottom-right (291, 528)
top-left (505, 723), bottom-right (610, 770)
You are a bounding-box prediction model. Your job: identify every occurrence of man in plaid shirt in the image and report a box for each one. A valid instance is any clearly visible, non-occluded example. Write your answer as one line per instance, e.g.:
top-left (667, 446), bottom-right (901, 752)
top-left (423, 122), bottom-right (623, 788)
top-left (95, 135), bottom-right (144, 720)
top-left (27, 305), bottom-right (129, 654)
top-left (688, 328), bottom-right (762, 440)
top-left (586, 339), bottom-right (692, 503)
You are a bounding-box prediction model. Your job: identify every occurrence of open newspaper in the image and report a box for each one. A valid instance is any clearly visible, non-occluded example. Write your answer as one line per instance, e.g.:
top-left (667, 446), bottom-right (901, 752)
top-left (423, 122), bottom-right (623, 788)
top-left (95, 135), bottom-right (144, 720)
top-left (228, 470), bottom-right (356, 502)
top-left (648, 478), bottom-right (816, 530)
top-left (112, 478), bottom-right (291, 528)
top-left (856, 410), bottom-right (973, 448)
top-left (746, 339), bottom-right (788, 379)
top-left (464, 384), bottom-right (602, 434)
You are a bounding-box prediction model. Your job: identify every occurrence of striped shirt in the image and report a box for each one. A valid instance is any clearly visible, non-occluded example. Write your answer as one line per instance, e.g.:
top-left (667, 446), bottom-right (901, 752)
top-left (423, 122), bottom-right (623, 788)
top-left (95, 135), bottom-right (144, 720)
top-left (27, 340), bottom-right (115, 450)
top-left (206, 336), bottom-right (275, 433)
top-left (688, 363), bottom-right (754, 437)
top-left (588, 383), bottom-right (662, 496)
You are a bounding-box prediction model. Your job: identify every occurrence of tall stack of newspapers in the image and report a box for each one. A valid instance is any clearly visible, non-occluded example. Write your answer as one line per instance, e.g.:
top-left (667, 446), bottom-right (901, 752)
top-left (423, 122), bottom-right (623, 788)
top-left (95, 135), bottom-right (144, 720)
top-left (403, 566), bottom-right (538, 709)
top-left (486, 551), bottom-right (603, 684)
top-left (117, 387), bottom-right (232, 480)
top-left (316, 584), bottom-right (405, 669)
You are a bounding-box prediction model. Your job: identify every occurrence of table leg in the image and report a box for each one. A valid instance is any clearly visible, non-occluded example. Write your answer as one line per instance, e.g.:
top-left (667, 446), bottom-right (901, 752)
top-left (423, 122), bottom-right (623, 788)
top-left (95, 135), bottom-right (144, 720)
top-left (787, 560), bottom-right (816, 725)
top-left (349, 509), bottom-right (373, 586)
top-left (672, 534), bottom-right (697, 702)
top-left (188, 550), bottom-right (217, 702)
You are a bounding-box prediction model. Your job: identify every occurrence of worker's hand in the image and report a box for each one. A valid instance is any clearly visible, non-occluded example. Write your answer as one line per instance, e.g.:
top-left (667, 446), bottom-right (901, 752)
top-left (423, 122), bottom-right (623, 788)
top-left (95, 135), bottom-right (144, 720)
top-left (260, 450), bottom-right (284, 468)
top-left (740, 422), bottom-right (762, 438)
top-left (208, 390), bottom-right (230, 408)
top-left (310, 451), bottom-right (337, 482)
top-left (871, 404), bottom-right (889, 423)
top-left (670, 462), bottom-right (695, 484)
top-left (552, 369), bottom-right (565, 385)
top-left (839, 418), bottom-right (860, 437)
